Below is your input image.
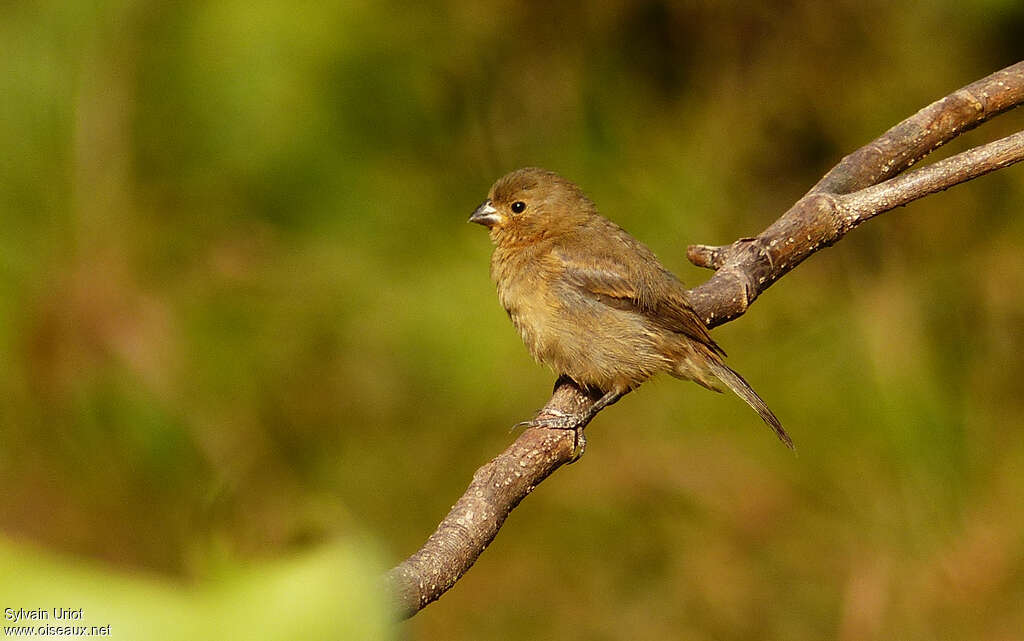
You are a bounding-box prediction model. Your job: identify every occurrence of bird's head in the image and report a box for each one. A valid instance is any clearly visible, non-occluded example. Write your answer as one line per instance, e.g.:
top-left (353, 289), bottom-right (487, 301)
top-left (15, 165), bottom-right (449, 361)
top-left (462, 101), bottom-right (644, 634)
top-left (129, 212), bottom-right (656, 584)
top-left (469, 167), bottom-right (594, 244)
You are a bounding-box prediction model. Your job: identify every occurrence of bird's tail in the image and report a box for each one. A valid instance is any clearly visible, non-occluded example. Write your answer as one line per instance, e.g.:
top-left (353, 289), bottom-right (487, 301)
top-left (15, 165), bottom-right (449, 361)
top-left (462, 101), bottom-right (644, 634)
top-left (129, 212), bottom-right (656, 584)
top-left (705, 358), bottom-right (795, 450)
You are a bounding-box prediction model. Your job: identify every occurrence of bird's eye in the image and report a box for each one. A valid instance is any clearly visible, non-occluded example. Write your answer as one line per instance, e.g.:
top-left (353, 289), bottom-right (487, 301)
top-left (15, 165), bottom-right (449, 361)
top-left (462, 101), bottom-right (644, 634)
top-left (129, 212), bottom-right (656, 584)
top-left (510, 201), bottom-right (526, 213)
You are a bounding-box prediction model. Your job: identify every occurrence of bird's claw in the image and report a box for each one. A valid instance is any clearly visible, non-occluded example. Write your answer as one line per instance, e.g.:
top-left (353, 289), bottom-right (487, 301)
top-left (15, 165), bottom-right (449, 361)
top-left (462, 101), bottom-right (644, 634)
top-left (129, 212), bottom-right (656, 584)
top-left (520, 409), bottom-right (587, 463)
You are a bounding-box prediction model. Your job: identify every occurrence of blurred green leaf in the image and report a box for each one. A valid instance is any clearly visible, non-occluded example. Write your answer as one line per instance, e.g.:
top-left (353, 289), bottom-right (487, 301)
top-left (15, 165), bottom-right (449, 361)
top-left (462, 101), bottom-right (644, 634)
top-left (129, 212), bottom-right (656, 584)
top-left (0, 538), bottom-right (394, 641)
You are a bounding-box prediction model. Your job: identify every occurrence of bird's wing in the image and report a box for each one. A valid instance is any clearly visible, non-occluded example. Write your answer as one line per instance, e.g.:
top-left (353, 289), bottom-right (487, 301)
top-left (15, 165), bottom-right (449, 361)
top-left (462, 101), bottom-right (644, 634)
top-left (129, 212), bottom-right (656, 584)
top-left (555, 245), bottom-right (725, 357)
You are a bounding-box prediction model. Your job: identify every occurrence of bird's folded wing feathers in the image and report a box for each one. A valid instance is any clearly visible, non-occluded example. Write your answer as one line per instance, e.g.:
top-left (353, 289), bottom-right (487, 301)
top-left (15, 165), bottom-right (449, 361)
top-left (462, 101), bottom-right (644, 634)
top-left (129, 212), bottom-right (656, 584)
top-left (556, 248), bottom-right (725, 357)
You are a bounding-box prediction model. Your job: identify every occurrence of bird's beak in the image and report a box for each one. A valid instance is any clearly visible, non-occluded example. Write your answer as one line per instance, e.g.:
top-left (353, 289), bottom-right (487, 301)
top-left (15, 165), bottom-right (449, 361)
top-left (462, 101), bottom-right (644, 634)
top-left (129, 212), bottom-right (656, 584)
top-left (469, 200), bottom-right (502, 228)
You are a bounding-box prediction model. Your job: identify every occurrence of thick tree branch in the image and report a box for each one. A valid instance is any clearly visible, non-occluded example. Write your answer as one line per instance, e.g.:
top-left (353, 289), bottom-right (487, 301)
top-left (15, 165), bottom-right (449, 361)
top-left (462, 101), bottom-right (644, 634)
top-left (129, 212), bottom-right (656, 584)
top-left (688, 61), bottom-right (1024, 327)
top-left (840, 130), bottom-right (1024, 223)
top-left (387, 61), bottom-right (1024, 619)
top-left (809, 60), bottom-right (1024, 195)
top-left (687, 128), bottom-right (1024, 327)
top-left (386, 378), bottom-right (601, 619)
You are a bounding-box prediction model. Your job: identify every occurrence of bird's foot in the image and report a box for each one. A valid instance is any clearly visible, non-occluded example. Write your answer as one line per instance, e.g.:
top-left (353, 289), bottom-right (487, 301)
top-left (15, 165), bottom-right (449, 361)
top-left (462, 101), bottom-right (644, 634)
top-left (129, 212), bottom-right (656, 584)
top-left (519, 409), bottom-right (588, 463)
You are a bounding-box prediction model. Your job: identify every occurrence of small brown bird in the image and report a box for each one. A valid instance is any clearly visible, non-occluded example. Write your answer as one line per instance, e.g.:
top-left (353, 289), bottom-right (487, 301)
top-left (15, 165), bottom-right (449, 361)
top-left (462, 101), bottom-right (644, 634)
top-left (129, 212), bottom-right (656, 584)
top-left (470, 167), bottom-right (793, 451)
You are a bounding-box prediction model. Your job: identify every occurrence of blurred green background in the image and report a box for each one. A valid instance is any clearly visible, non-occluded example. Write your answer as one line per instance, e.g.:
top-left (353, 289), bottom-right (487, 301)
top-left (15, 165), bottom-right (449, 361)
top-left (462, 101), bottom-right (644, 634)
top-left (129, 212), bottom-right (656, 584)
top-left (2, 1), bottom-right (1024, 639)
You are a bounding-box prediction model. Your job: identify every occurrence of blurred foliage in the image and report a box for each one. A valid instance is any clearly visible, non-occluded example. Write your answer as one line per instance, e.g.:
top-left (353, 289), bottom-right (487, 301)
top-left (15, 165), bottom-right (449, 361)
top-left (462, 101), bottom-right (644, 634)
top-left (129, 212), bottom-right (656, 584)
top-left (1, 0), bottom-right (1023, 639)
top-left (0, 539), bottom-right (392, 640)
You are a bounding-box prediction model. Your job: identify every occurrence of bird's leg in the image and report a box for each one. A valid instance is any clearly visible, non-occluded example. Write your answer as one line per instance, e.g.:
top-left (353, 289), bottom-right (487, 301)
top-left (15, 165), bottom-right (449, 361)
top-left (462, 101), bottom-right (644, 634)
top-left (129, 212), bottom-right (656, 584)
top-left (587, 388), bottom-right (625, 415)
top-left (522, 388), bottom-right (624, 462)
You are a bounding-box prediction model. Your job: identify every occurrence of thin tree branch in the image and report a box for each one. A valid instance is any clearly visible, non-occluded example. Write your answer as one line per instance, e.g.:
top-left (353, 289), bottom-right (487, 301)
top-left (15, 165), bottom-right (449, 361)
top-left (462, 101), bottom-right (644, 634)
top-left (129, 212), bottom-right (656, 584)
top-left (840, 130), bottom-right (1024, 223)
top-left (387, 61), bottom-right (1024, 619)
top-left (687, 128), bottom-right (1024, 328)
top-left (809, 60), bottom-right (1024, 195)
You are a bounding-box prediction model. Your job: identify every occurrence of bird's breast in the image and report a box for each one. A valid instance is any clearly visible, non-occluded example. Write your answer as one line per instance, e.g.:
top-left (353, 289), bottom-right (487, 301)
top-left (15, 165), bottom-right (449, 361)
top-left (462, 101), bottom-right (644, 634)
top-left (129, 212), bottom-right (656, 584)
top-left (490, 245), bottom-right (558, 360)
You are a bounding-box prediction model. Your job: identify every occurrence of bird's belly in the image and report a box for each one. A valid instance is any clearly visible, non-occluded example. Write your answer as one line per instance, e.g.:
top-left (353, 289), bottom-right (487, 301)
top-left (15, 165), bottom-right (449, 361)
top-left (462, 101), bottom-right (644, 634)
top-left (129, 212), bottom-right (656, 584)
top-left (507, 290), bottom-right (670, 392)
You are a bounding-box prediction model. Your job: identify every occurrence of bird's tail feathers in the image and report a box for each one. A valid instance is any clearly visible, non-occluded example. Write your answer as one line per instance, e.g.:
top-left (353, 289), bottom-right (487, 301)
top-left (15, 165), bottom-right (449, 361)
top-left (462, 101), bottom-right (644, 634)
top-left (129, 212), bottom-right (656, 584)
top-left (706, 358), bottom-right (795, 450)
